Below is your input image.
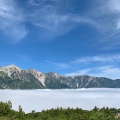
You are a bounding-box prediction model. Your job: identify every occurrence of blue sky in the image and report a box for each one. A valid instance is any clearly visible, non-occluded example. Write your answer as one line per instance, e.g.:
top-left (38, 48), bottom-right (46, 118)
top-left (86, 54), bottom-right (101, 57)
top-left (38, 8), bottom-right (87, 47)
top-left (1, 0), bottom-right (120, 79)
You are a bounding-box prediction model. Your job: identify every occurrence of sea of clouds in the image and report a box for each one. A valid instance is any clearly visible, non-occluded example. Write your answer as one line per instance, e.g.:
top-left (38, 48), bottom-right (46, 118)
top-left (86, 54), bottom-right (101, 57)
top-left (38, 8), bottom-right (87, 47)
top-left (0, 88), bottom-right (120, 113)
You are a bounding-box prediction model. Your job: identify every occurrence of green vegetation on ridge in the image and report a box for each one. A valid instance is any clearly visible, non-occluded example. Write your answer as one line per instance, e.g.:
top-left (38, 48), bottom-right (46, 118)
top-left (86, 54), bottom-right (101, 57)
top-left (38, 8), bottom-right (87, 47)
top-left (0, 101), bottom-right (119, 120)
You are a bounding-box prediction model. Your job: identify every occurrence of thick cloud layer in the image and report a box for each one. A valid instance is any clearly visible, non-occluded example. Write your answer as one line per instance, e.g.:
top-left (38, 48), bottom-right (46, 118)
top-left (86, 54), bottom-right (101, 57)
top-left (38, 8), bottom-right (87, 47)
top-left (0, 89), bottom-right (120, 113)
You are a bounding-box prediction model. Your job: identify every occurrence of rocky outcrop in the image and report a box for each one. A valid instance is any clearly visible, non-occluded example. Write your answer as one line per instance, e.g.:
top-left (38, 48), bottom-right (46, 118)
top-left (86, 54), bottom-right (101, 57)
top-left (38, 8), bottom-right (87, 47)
top-left (27, 69), bottom-right (46, 86)
top-left (0, 65), bottom-right (45, 89)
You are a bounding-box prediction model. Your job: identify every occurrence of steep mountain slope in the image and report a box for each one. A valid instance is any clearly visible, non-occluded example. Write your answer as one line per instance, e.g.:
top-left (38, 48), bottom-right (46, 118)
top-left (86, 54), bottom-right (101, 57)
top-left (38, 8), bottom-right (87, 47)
top-left (0, 65), bottom-right (120, 89)
top-left (45, 72), bottom-right (70, 89)
top-left (45, 74), bottom-right (115, 88)
top-left (0, 65), bottom-right (45, 89)
top-left (26, 69), bottom-right (46, 86)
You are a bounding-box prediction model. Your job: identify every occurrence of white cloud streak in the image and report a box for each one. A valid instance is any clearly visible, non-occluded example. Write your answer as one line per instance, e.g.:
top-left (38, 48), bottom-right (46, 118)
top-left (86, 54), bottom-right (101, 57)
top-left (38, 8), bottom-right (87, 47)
top-left (26, 0), bottom-right (100, 39)
top-left (65, 54), bottom-right (120, 79)
top-left (24, 0), bottom-right (120, 46)
top-left (0, 0), bottom-right (27, 42)
top-left (65, 66), bottom-right (120, 79)
top-left (73, 54), bottom-right (120, 63)
top-left (1, 0), bottom-right (120, 44)
top-left (108, 0), bottom-right (120, 13)
top-left (106, 0), bottom-right (120, 31)
top-left (75, 0), bottom-right (120, 49)
top-left (0, 0), bottom-right (100, 41)
top-left (45, 60), bottom-right (69, 68)
top-left (65, 68), bottom-right (91, 77)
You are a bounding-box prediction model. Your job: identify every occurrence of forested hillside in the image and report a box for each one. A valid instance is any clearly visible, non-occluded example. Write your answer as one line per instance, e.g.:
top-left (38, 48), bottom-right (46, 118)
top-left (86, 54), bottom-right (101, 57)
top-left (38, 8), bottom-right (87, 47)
top-left (0, 101), bottom-right (118, 120)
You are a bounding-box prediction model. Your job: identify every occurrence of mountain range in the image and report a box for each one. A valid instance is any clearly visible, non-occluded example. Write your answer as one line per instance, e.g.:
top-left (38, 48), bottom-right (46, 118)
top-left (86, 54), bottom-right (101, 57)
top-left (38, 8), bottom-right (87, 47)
top-left (0, 65), bottom-right (120, 89)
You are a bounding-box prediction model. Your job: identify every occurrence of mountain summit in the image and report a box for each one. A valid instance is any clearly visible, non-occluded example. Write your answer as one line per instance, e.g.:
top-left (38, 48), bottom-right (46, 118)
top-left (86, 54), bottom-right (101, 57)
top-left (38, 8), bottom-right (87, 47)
top-left (0, 64), bottom-right (22, 78)
top-left (0, 65), bottom-right (120, 89)
top-left (0, 65), bottom-right (45, 89)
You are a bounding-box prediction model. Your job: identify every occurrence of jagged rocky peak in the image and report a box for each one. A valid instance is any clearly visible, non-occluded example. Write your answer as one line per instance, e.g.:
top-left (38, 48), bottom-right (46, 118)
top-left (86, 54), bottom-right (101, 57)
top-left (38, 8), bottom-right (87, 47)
top-left (0, 64), bottom-right (22, 70)
top-left (0, 64), bottom-right (22, 77)
top-left (26, 69), bottom-right (46, 86)
top-left (0, 64), bottom-right (32, 81)
top-left (79, 75), bottom-right (94, 81)
top-left (46, 72), bottom-right (61, 78)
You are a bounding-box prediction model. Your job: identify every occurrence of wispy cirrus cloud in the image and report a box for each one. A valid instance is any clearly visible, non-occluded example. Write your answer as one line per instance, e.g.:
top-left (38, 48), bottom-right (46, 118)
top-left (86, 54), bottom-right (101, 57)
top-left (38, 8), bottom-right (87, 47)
top-left (107, 0), bottom-right (120, 31)
top-left (45, 60), bottom-right (69, 68)
top-left (107, 0), bottom-right (120, 13)
top-left (2, 0), bottom-right (99, 42)
top-left (92, 0), bottom-right (120, 48)
top-left (0, 0), bottom-right (27, 42)
top-left (24, 0), bottom-right (120, 48)
top-left (44, 54), bottom-right (120, 72)
top-left (65, 54), bottom-right (120, 79)
top-left (65, 65), bottom-right (120, 79)
top-left (65, 68), bottom-right (90, 77)
top-left (73, 54), bottom-right (120, 64)
top-left (2, 0), bottom-right (120, 45)
top-left (25, 0), bottom-right (100, 39)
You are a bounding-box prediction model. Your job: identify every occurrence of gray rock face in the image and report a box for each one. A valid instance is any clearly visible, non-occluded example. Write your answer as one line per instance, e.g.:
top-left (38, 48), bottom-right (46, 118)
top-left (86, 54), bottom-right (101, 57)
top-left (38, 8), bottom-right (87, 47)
top-left (0, 65), bottom-right (30, 81)
top-left (44, 74), bottom-right (113, 88)
top-left (0, 65), bottom-right (120, 89)
top-left (27, 69), bottom-right (46, 86)
top-left (0, 65), bottom-right (45, 89)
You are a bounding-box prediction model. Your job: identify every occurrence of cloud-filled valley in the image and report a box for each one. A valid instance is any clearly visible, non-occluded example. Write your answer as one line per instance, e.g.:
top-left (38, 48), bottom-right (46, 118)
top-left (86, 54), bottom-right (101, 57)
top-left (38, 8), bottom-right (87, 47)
top-left (0, 89), bottom-right (120, 113)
